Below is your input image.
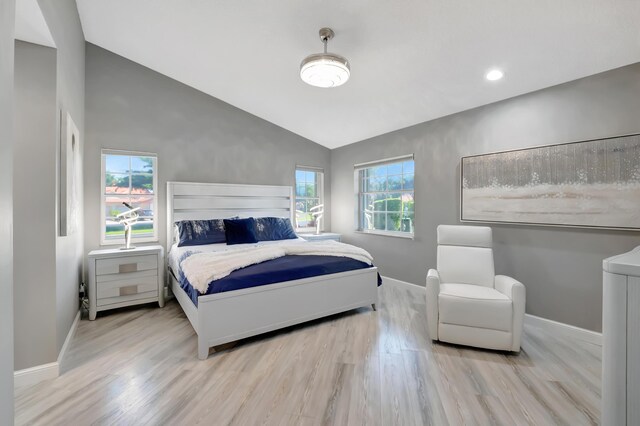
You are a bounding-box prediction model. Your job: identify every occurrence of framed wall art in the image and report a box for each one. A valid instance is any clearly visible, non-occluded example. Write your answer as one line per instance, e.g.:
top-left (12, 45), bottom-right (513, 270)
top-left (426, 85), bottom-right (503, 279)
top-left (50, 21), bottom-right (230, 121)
top-left (60, 110), bottom-right (81, 236)
top-left (460, 133), bottom-right (640, 230)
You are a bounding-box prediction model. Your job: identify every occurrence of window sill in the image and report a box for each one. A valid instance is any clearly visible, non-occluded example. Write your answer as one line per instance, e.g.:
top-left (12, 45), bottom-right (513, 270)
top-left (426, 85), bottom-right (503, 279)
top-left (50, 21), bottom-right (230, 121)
top-left (354, 230), bottom-right (414, 240)
top-left (100, 237), bottom-right (159, 246)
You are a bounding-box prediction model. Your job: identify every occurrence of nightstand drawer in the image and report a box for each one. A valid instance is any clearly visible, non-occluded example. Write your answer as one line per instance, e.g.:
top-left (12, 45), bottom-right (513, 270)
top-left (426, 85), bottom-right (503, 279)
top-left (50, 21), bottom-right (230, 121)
top-left (96, 275), bottom-right (158, 299)
top-left (95, 254), bottom-right (158, 276)
top-left (97, 291), bottom-right (159, 307)
top-left (96, 268), bottom-right (157, 283)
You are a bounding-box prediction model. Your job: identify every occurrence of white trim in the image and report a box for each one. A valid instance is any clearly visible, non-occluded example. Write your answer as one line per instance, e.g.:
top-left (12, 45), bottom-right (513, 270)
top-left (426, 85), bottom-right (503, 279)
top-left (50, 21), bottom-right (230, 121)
top-left (101, 148), bottom-right (157, 157)
top-left (381, 276), bottom-right (422, 288)
top-left (14, 363), bottom-right (58, 388)
top-left (524, 313), bottom-right (602, 346)
top-left (101, 235), bottom-right (159, 246)
top-left (295, 164), bottom-right (324, 173)
top-left (294, 167), bottom-right (325, 233)
top-left (100, 150), bottom-right (159, 246)
top-left (354, 156), bottom-right (415, 237)
top-left (355, 230), bottom-right (414, 239)
top-left (354, 153), bottom-right (414, 169)
top-left (14, 310), bottom-right (81, 388)
top-left (57, 310), bottom-right (80, 365)
top-left (381, 275), bottom-right (602, 346)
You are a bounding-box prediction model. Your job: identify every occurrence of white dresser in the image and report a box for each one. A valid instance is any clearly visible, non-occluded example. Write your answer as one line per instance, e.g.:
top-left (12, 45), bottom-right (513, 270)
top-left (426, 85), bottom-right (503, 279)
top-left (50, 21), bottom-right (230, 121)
top-left (300, 232), bottom-right (341, 242)
top-left (88, 245), bottom-right (165, 320)
top-left (603, 246), bottom-right (640, 426)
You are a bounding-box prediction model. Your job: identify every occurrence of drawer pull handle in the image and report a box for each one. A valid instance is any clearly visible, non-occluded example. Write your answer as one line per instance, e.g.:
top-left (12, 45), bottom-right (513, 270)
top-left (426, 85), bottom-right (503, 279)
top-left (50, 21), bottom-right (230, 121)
top-left (120, 285), bottom-right (138, 296)
top-left (119, 263), bottom-right (138, 273)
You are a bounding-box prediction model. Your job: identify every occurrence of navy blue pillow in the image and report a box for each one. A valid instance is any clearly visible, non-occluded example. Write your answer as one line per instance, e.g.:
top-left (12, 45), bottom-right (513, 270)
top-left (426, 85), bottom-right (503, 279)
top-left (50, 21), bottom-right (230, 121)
top-left (224, 218), bottom-right (259, 245)
top-left (255, 217), bottom-right (298, 242)
top-left (176, 219), bottom-right (229, 247)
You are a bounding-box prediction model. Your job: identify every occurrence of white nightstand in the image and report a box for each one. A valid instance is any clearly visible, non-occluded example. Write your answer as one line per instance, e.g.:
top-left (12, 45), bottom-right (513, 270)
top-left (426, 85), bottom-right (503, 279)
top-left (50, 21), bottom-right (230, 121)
top-left (300, 232), bottom-right (341, 242)
top-left (87, 245), bottom-right (165, 320)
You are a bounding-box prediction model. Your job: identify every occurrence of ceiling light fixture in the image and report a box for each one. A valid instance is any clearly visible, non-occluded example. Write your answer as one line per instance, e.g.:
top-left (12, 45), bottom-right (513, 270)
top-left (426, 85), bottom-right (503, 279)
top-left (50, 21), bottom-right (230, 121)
top-left (300, 28), bottom-right (350, 88)
top-left (485, 69), bottom-right (504, 81)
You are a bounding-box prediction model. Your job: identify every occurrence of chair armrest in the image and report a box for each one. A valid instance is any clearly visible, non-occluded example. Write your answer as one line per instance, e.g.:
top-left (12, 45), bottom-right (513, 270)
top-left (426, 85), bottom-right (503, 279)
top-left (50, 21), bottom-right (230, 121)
top-left (426, 269), bottom-right (441, 340)
top-left (494, 275), bottom-right (524, 300)
top-left (495, 275), bottom-right (526, 351)
top-left (427, 269), bottom-right (441, 289)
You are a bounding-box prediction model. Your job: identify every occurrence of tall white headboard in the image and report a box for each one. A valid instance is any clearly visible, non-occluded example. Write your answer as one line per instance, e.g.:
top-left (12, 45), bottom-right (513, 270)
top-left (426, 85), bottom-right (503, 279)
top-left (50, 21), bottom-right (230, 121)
top-left (166, 181), bottom-right (294, 251)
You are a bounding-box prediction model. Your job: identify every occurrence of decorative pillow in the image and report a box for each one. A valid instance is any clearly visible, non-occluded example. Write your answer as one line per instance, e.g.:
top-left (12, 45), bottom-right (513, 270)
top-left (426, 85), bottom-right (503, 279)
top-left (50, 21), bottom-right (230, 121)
top-left (224, 217), bottom-right (259, 245)
top-left (175, 218), bottom-right (231, 247)
top-left (173, 224), bottom-right (180, 245)
top-left (255, 217), bottom-right (298, 242)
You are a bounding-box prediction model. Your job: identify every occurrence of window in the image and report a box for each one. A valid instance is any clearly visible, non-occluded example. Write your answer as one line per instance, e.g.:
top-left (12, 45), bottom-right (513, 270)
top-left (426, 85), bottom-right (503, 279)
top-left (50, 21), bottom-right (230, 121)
top-left (101, 150), bottom-right (158, 244)
top-left (356, 155), bottom-right (414, 237)
top-left (295, 167), bottom-right (324, 233)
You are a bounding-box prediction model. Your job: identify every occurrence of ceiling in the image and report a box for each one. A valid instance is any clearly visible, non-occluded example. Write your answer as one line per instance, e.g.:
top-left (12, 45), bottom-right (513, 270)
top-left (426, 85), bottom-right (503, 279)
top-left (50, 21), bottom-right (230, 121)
top-left (77, 0), bottom-right (640, 149)
top-left (15, 0), bottom-right (55, 48)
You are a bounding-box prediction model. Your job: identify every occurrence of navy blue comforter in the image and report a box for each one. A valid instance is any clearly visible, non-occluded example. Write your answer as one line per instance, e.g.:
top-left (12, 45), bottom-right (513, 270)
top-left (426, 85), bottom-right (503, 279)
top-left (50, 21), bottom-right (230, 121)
top-left (178, 254), bottom-right (381, 306)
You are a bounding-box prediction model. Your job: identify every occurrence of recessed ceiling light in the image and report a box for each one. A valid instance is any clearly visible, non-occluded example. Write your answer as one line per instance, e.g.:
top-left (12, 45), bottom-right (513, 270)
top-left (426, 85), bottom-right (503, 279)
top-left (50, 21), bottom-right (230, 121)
top-left (485, 69), bottom-right (504, 81)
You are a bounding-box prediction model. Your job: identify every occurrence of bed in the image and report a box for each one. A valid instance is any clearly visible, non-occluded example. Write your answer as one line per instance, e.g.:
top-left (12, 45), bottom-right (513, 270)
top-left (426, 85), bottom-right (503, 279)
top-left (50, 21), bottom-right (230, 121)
top-left (166, 182), bottom-right (379, 359)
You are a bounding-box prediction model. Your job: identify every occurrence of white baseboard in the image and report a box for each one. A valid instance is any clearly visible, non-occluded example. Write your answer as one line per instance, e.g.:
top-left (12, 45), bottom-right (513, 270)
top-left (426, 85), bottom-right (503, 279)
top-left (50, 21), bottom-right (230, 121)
top-left (14, 310), bottom-right (81, 388)
top-left (382, 276), bottom-right (423, 288)
top-left (14, 363), bottom-right (58, 388)
top-left (524, 313), bottom-right (602, 346)
top-left (57, 310), bottom-right (81, 364)
top-left (381, 275), bottom-right (602, 346)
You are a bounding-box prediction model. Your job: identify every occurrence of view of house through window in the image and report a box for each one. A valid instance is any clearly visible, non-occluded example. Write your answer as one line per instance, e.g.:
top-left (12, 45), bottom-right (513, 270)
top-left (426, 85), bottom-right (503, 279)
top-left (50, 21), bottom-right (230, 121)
top-left (295, 167), bottom-right (324, 233)
top-left (102, 151), bottom-right (158, 243)
top-left (356, 156), bottom-right (414, 236)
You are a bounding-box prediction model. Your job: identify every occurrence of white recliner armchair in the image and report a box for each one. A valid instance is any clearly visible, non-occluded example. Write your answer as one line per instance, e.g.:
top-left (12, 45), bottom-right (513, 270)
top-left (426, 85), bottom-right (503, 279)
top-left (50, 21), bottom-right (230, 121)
top-left (426, 225), bottom-right (525, 352)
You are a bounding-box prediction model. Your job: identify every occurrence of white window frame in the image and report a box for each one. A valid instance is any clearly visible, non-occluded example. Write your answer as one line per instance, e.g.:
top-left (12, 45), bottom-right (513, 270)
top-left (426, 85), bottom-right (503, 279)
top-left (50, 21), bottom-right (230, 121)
top-left (354, 154), bottom-right (415, 239)
top-left (294, 166), bottom-right (324, 234)
top-left (100, 149), bottom-right (159, 245)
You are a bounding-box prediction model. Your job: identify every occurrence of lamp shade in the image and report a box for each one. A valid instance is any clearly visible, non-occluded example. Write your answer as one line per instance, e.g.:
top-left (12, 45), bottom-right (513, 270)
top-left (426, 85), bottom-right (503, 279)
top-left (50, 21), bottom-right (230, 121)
top-left (300, 53), bottom-right (350, 88)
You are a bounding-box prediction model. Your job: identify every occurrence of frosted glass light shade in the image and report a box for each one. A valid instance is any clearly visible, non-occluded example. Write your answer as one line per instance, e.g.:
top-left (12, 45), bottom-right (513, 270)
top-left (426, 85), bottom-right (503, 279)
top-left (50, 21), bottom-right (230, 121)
top-left (300, 53), bottom-right (350, 88)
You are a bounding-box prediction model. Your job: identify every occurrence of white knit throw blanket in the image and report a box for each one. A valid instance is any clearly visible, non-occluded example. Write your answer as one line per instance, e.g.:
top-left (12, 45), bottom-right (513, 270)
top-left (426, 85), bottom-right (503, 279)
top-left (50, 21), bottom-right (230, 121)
top-left (181, 240), bottom-right (373, 294)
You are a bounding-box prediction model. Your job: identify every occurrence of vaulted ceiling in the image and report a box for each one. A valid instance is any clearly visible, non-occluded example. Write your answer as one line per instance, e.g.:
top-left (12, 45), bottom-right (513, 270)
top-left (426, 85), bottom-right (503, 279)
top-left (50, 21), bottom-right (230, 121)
top-left (77, 0), bottom-right (640, 148)
top-left (15, 0), bottom-right (55, 48)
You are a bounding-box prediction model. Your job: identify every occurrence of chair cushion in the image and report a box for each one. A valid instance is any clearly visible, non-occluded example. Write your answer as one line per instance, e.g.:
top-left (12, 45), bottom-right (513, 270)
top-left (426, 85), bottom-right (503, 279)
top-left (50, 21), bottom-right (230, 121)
top-left (437, 246), bottom-right (495, 287)
top-left (437, 225), bottom-right (492, 248)
top-left (439, 283), bottom-right (512, 332)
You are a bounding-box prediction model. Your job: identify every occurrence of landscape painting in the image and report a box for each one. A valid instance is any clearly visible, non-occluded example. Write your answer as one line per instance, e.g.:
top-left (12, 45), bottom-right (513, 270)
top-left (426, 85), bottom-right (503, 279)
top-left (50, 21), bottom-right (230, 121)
top-left (461, 134), bottom-right (640, 230)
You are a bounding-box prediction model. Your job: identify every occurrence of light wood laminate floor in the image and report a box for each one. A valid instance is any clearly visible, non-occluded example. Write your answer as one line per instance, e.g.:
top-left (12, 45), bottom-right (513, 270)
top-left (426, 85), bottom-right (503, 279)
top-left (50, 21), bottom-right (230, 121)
top-left (15, 281), bottom-right (601, 425)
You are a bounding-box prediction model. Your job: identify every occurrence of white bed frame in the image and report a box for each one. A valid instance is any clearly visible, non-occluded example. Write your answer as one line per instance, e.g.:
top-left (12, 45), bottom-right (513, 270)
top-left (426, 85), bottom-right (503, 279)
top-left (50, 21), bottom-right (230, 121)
top-left (167, 182), bottom-right (379, 359)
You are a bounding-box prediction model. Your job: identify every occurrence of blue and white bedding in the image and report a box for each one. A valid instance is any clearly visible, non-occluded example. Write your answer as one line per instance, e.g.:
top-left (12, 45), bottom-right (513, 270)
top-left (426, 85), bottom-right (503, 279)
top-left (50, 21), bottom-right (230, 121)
top-left (169, 238), bottom-right (381, 306)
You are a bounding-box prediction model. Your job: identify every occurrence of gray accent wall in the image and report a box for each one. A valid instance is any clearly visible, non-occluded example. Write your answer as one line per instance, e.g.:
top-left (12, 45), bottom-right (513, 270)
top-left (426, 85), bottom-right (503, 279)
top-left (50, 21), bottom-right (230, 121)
top-left (13, 41), bottom-right (58, 370)
top-left (0, 0), bottom-right (15, 422)
top-left (38, 0), bottom-right (86, 354)
top-left (84, 43), bottom-right (331, 254)
top-left (331, 63), bottom-right (640, 332)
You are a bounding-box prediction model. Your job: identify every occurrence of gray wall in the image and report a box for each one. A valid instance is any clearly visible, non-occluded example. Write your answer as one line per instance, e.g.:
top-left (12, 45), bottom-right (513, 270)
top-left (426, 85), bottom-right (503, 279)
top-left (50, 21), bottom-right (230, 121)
top-left (331, 63), bottom-right (640, 332)
top-left (13, 41), bottom-right (58, 370)
top-left (0, 0), bottom-right (15, 422)
top-left (38, 0), bottom-right (86, 354)
top-left (12, 0), bottom-right (85, 371)
top-left (84, 43), bottom-right (331, 254)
